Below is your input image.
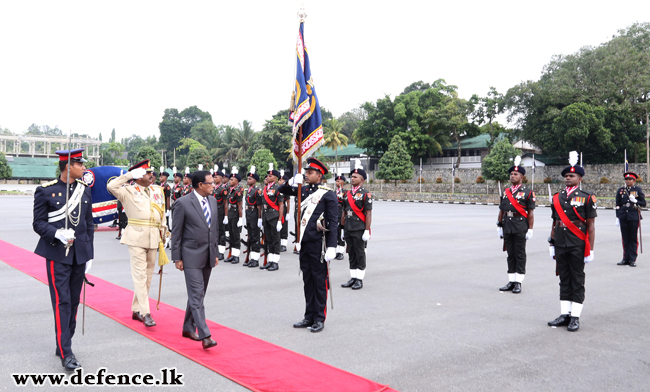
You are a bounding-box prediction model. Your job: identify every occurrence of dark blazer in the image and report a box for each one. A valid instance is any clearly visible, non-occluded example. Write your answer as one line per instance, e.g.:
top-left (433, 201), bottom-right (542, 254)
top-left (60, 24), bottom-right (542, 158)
top-left (616, 186), bottom-right (646, 221)
top-left (33, 179), bottom-right (94, 264)
top-left (171, 191), bottom-right (219, 268)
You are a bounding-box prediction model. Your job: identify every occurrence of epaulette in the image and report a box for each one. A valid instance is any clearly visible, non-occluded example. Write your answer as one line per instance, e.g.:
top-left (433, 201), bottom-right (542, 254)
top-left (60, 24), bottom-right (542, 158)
top-left (42, 179), bottom-right (58, 188)
top-left (76, 179), bottom-right (87, 186)
top-left (318, 185), bottom-right (332, 191)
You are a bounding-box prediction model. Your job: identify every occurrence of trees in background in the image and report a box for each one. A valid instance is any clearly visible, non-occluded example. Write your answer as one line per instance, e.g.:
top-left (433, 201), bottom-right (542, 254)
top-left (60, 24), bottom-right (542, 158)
top-left (376, 135), bottom-right (413, 185)
top-left (0, 152), bottom-right (12, 179)
top-left (481, 138), bottom-right (521, 181)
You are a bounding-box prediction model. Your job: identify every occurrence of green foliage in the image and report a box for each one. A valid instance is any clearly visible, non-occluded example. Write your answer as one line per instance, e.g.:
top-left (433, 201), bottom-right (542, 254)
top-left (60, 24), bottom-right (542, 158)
top-left (178, 138), bottom-right (206, 153)
top-left (600, 177), bottom-right (610, 184)
top-left (435, 177), bottom-right (442, 183)
top-left (187, 148), bottom-right (213, 172)
top-left (249, 149), bottom-right (277, 175)
top-left (376, 135), bottom-right (413, 184)
top-left (135, 146), bottom-right (163, 170)
top-left (544, 177), bottom-right (553, 184)
top-left (255, 109), bottom-right (294, 166)
top-left (110, 128), bottom-right (116, 143)
top-left (323, 119), bottom-right (349, 173)
top-left (481, 138), bottom-right (521, 181)
top-left (100, 141), bottom-right (125, 166)
top-left (159, 106), bottom-right (212, 151)
top-left (337, 108), bottom-right (365, 141)
top-left (476, 176), bottom-right (485, 184)
top-left (0, 152), bottom-right (12, 179)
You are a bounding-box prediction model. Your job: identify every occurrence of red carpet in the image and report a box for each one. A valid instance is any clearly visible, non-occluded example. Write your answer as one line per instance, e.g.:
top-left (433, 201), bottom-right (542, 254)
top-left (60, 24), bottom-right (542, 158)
top-left (95, 225), bottom-right (118, 232)
top-left (0, 240), bottom-right (396, 392)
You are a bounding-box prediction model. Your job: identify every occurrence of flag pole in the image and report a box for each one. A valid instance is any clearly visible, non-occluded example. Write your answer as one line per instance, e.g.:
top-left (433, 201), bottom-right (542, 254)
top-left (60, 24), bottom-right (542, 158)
top-left (296, 125), bottom-right (303, 248)
top-left (532, 153), bottom-right (535, 191)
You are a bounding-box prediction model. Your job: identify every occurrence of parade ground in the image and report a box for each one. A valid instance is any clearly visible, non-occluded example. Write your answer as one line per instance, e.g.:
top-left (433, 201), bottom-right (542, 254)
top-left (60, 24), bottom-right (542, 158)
top-left (1, 195), bottom-right (649, 391)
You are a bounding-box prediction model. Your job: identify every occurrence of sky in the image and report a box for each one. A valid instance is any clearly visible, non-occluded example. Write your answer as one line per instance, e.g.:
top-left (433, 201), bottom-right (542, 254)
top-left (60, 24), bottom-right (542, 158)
top-left (1, 0), bottom-right (649, 142)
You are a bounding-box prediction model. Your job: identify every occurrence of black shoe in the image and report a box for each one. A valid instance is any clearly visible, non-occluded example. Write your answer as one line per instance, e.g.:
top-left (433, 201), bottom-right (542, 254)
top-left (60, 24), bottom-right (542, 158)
top-left (336, 253), bottom-right (344, 260)
top-left (248, 260), bottom-right (259, 268)
top-left (116, 235), bottom-right (121, 240)
top-left (61, 355), bottom-right (81, 370)
top-left (352, 279), bottom-right (363, 290)
top-left (499, 282), bottom-right (515, 291)
top-left (293, 250), bottom-right (300, 255)
top-left (512, 282), bottom-right (521, 294)
top-left (629, 261), bottom-right (637, 267)
top-left (341, 278), bottom-right (356, 288)
top-left (280, 245), bottom-right (287, 252)
top-left (310, 321), bottom-right (324, 333)
top-left (260, 261), bottom-right (270, 270)
top-left (548, 314), bottom-right (571, 327)
top-left (242, 259), bottom-right (250, 267)
top-left (293, 319), bottom-right (313, 328)
top-left (224, 256), bottom-right (233, 263)
top-left (567, 316), bottom-right (580, 331)
top-left (132, 311), bottom-right (144, 322)
top-left (55, 347), bottom-right (60, 357)
top-left (218, 253), bottom-right (224, 260)
top-left (230, 256), bottom-right (240, 264)
top-left (143, 313), bottom-right (156, 327)
top-left (617, 260), bottom-right (629, 266)
top-left (267, 262), bottom-right (279, 271)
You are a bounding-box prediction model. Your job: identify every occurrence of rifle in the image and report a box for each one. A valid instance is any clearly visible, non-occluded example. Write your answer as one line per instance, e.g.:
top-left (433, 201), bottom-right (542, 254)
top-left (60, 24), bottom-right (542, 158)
top-left (261, 231), bottom-right (268, 266)
top-left (241, 239), bottom-right (250, 263)
top-left (497, 182), bottom-right (506, 252)
top-left (82, 277), bottom-right (95, 335)
top-left (317, 219), bottom-right (333, 310)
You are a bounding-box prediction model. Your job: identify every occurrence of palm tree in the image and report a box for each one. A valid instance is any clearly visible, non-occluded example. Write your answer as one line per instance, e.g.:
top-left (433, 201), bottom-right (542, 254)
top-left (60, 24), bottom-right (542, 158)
top-left (231, 120), bottom-right (257, 160)
top-left (322, 119), bottom-right (349, 174)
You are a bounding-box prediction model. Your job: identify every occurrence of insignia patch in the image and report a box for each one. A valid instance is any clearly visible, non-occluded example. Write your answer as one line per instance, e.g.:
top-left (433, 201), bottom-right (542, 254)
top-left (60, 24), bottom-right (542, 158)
top-left (591, 196), bottom-right (597, 203)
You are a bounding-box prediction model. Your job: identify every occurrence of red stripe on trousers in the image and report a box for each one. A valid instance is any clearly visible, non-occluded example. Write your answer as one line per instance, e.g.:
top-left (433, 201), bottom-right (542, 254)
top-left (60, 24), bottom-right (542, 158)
top-left (50, 260), bottom-right (64, 359)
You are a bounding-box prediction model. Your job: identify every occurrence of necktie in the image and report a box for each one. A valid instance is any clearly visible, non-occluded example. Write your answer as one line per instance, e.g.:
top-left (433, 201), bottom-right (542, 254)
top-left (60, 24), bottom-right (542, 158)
top-left (202, 198), bottom-right (211, 226)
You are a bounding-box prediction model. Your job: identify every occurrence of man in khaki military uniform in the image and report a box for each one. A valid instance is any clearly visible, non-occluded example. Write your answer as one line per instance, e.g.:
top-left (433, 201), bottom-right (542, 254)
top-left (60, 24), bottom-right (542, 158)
top-left (108, 159), bottom-right (167, 327)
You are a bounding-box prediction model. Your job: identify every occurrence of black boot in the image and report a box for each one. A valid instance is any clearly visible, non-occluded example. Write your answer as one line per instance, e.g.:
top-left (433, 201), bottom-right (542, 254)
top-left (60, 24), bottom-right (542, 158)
top-left (267, 262), bottom-right (279, 271)
top-left (280, 245), bottom-right (287, 252)
top-left (260, 261), bottom-right (270, 270)
top-left (499, 282), bottom-right (515, 291)
top-left (341, 278), bottom-right (356, 288)
top-left (567, 316), bottom-right (580, 331)
top-left (617, 260), bottom-right (629, 266)
top-left (242, 259), bottom-right (250, 267)
top-left (548, 314), bottom-right (571, 327)
top-left (351, 279), bottom-right (363, 290)
top-left (224, 256), bottom-right (233, 263)
top-left (248, 260), bottom-right (259, 268)
top-left (512, 282), bottom-right (522, 294)
top-left (336, 253), bottom-right (344, 260)
top-left (629, 261), bottom-right (637, 267)
top-left (230, 256), bottom-right (240, 264)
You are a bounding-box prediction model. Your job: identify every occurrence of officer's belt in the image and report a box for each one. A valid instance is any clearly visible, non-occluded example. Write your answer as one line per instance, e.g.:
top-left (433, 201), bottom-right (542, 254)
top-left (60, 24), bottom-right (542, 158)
top-left (246, 205), bottom-right (257, 210)
top-left (229, 204), bottom-right (238, 209)
top-left (504, 211), bottom-right (524, 218)
top-left (128, 218), bottom-right (163, 228)
top-left (555, 220), bottom-right (584, 228)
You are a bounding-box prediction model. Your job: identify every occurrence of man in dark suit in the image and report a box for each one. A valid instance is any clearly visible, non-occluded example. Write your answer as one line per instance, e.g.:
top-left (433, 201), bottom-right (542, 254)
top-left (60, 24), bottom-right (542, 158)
top-left (33, 149), bottom-right (94, 370)
top-left (171, 170), bottom-right (219, 349)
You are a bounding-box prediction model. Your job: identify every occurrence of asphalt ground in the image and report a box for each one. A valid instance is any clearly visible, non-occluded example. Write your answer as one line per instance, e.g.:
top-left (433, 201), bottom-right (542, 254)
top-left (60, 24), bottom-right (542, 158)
top-left (1, 195), bottom-right (649, 391)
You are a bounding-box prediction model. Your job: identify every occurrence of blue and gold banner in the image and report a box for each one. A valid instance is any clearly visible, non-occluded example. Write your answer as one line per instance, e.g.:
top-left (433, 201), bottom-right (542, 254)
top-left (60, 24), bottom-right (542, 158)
top-left (289, 21), bottom-right (323, 162)
top-left (82, 166), bottom-right (125, 224)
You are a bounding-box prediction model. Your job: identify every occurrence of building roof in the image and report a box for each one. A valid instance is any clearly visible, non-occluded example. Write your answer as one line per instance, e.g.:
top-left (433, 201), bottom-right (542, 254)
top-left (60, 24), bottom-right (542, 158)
top-left (521, 153), bottom-right (566, 165)
top-left (7, 157), bottom-right (58, 179)
top-left (443, 133), bottom-right (508, 150)
top-left (316, 143), bottom-right (366, 158)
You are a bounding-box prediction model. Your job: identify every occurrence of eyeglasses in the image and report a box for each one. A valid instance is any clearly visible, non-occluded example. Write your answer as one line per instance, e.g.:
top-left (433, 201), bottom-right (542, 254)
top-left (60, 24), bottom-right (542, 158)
top-left (200, 182), bottom-right (215, 186)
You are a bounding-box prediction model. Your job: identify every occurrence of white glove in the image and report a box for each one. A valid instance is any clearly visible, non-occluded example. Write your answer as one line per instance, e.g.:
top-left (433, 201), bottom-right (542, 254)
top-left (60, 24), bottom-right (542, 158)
top-left (616, 218), bottom-right (620, 227)
top-left (277, 221), bottom-right (283, 231)
top-left (584, 251), bottom-right (594, 263)
top-left (258, 218), bottom-right (263, 228)
top-left (223, 216), bottom-right (228, 225)
top-left (130, 167), bottom-right (147, 179)
top-left (362, 230), bottom-right (371, 241)
top-left (325, 247), bottom-right (336, 261)
top-left (497, 227), bottom-right (503, 239)
top-left (341, 229), bottom-right (344, 238)
top-left (525, 229), bottom-right (533, 240)
top-left (629, 195), bottom-right (637, 203)
top-left (55, 230), bottom-right (69, 245)
top-left (237, 217), bottom-right (243, 227)
top-left (225, 231), bottom-right (230, 238)
top-left (549, 246), bottom-right (555, 260)
top-left (85, 259), bottom-right (93, 274)
top-left (290, 174), bottom-right (303, 186)
top-left (165, 210), bottom-right (171, 217)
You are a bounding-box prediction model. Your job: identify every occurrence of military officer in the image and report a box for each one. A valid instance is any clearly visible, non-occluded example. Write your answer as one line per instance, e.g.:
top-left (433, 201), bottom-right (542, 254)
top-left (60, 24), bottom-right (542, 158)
top-left (279, 158), bottom-right (338, 333)
top-left (224, 167), bottom-right (244, 264)
top-left (341, 160), bottom-right (372, 290)
top-left (497, 156), bottom-right (535, 294)
top-left (616, 171), bottom-right (645, 267)
top-left (33, 149), bottom-right (93, 370)
top-left (182, 170), bottom-right (193, 197)
top-left (335, 172), bottom-right (347, 260)
top-left (279, 171), bottom-right (291, 252)
top-left (172, 172), bottom-right (184, 201)
top-left (244, 166), bottom-right (263, 267)
top-left (261, 163), bottom-right (285, 271)
top-left (212, 167), bottom-right (228, 259)
top-left (159, 170), bottom-right (172, 229)
top-left (548, 152), bottom-right (597, 332)
top-left (108, 159), bottom-right (167, 328)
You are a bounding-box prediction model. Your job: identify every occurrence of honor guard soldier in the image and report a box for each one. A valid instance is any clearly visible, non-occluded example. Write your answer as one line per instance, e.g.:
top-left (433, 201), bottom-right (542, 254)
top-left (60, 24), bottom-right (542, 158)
top-left (244, 166), bottom-right (263, 267)
top-left (159, 169), bottom-right (172, 229)
top-left (261, 163), bottom-right (285, 271)
top-left (212, 165), bottom-right (228, 259)
top-left (33, 149), bottom-right (93, 370)
top-left (616, 171), bottom-right (645, 267)
top-left (172, 172), bottom-right (184, 201)
top-left (279, 158), bottom-right (338, 333)
top-left (279, 170), bottom-right (291, 252)
top-left (341, 159), bottom-right (373, 290)
top-left (335, 171), bottom-right (347, 260)
top-left (497, 156), bottom-right (535, 293)
top-left (548, 152), bottom-right (597, 332)
top-left (108, 159), bottom-right (168, 328)
top-left (182, 168), bottom-right (193, 197)
top-left (224, 167), bottom-right (244, 264)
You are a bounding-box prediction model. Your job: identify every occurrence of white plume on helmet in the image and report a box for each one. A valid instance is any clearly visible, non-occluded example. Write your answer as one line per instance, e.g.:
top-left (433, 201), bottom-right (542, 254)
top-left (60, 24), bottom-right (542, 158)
top-left (514, 156), bottom-right (521, 167)
top-left (569, 151), bottom-right (579, 167)
top-left (185, 167), bottom-right (190, 174)
top-left (231, 166), bottom-right (238, 175)
top-left (198, 164), bottom-right (203, 170)
top-left (250, 165), bottom-right (256, 174)
top-left (173, 166), bottom-right (177, 174)
top-left (269, 162), bottom-right (274, 171)
top-left (214, 164), bottom-right (219, 172)
top-left (160, 166), bottom-right (165, 174)
top-left (354, 159), bottom-right (363, 170)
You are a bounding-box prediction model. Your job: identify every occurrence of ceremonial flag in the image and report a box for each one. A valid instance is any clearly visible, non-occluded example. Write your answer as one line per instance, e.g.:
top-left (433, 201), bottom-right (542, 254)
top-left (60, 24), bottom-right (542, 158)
top-left (82, 166), bottom-right (125, 224)
top-left (289, 21), bottom-right (323, 162)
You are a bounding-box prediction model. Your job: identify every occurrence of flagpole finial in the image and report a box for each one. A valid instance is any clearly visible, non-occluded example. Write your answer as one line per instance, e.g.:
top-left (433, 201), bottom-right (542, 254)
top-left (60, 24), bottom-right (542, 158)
top-left (297, 3), bottom-right (307, 21)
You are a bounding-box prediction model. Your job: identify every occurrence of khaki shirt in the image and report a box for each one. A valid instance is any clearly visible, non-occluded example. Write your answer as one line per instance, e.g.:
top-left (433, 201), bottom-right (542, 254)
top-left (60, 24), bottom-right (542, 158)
top-left (108, 172), bottom-right (167, 249)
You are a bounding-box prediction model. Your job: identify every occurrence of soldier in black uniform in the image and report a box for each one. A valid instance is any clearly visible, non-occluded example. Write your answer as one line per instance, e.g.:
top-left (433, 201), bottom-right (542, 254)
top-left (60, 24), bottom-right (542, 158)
top-left (279, 171), bottom-right (291, 252)
top-left (341, 161), bottom-right (373, 290)
top-left (616, 171), bottom-right (645, 267)
top-left (244, 166), bottom-right (263, 267)
top-left (33, 149), bottom-right (94, 370)
top-left (159, 170), bottom-right (172, 230)
top-left (213, 168), bottom-right (228, 259)
top-left (261, 164), bottom-right (285, 271)
top-left (182, 171), bottom-right (193, 197)
top-left (335, 173), bottom-right (346, 260)
top-left (172, 172), bottom-right (184, 201)
top-left (279, 158), bottom-right (338, 333)
top-left (497, 158), bottom-right (535, 294)
top-left (548, 154), bottom-right (597, 332)
top-left (224, 168), bottom-right (244, 264)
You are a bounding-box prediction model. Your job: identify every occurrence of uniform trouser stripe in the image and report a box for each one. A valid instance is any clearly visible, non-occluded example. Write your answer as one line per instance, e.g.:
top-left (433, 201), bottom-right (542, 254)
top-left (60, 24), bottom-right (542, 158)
top-left (48, 260), bottom-right (64, 359)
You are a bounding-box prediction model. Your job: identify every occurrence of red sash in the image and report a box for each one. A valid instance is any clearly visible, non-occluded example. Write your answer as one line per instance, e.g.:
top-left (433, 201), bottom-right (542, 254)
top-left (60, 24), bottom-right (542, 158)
top-left (264, 190), bottom-right (284, 224)
top-left (505, 188), bottom-right (528, 218)
top-left (347, 191), bottom-right (366, 223)
top-left (552, 193), bottom-right (591, 257)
